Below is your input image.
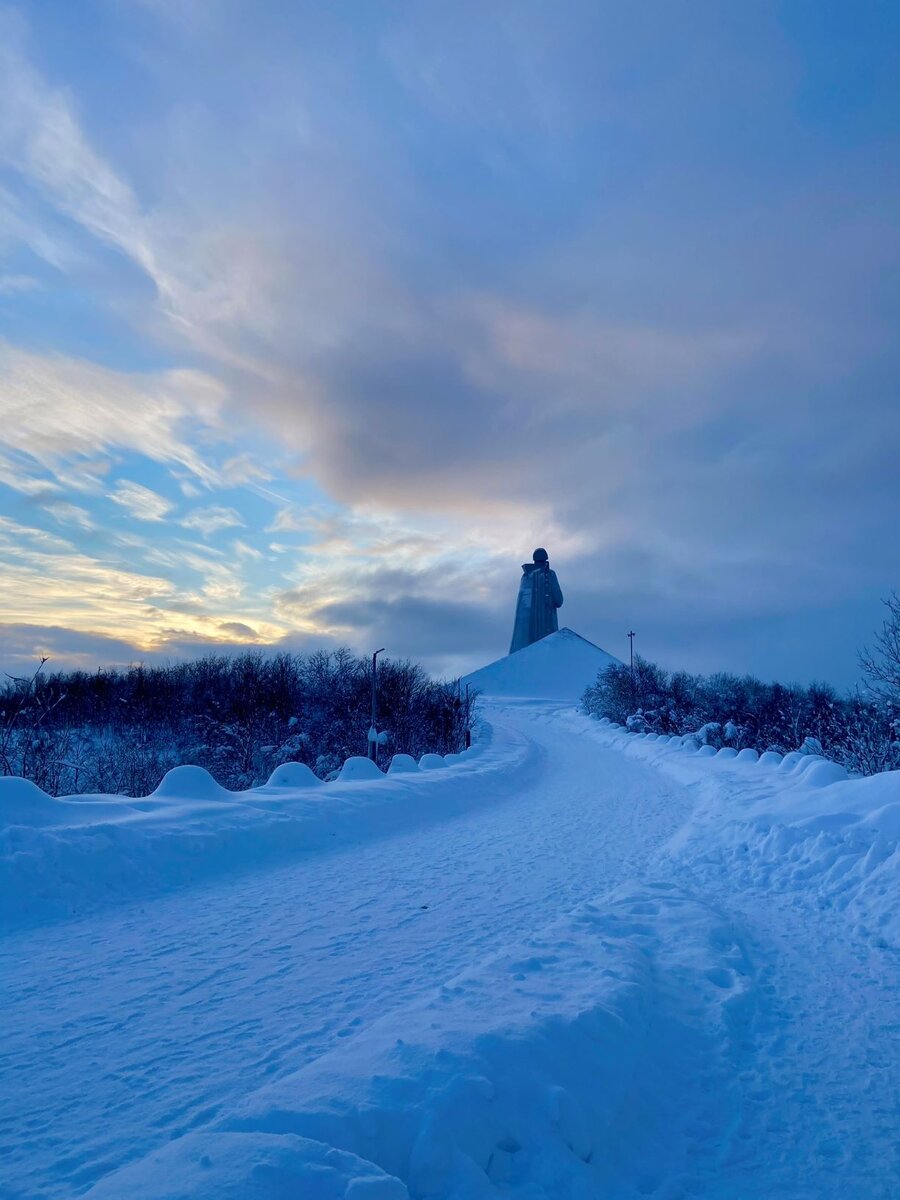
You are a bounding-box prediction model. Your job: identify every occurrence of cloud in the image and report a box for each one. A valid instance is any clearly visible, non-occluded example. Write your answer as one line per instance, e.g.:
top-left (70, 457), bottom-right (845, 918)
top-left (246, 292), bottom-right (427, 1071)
top-left (42, 500), bottom-right (95, 530)
top-left (217, 619), bottom-right (260, 639)
top-left (109, 480), bottom-right (173, 522)
top-left (266, 507), bottom-right (309, 535)
top-left (311, 592), bottom-right (508, 664)
top-left (0, 621), bottom-right (281, 676)
top-left (180, 505), bottom-right (245, 537)
top-left (0, 623), bottom-right (155, 674)
top-left (220, 453), bottom-right (273, 486)
top-left (0, 515), bottom-right (174, 636)
top-left (0, 271), bottom-right (38, 295)
top-left (0, 516), bottom-right (290, 656)
top-left (0, 451), bottom-right (61, 496)
top-left (0, 340), bottom-right (227, 485)
top-left (0, 8), bottom-right (157, 283)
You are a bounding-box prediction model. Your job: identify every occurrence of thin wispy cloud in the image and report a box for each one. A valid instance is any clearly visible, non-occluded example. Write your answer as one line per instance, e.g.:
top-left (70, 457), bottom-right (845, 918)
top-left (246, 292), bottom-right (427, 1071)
top-left (42, 500), bottom-right (95, 530)
top-left (180, 506), bottom-right (245, 538)
top-left (109, 480), bottom-right (173, 522)
top-left (0, 342), bottom-right (227, 485)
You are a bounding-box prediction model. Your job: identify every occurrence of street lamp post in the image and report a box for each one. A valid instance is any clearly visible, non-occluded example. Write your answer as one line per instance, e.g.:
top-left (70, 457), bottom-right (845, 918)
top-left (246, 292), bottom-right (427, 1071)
top-left (627, 630), bottom-right (636, 710)
top-left (369, 647), bottom-right (385, 762)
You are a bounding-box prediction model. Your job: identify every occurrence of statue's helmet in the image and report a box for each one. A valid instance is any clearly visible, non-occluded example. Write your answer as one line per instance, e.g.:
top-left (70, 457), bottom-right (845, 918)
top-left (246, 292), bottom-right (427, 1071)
top-left (532, 547), bottom-right (549, 563)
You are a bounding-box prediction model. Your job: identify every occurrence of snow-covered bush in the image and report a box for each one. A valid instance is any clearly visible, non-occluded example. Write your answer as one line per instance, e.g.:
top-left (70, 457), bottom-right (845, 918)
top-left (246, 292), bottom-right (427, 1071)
top-left (581, 657), bottom-right (670, 729)
top-left (826, 698), bottom-right (900, 777)
top-left (722, 720), bottom-right (746, 747)
top-left (693, 721), bottom-right (722, 748)
top-left (582, 650), bottom-right (900, 777)
top-left (0, 650), bottom-right (470, 795)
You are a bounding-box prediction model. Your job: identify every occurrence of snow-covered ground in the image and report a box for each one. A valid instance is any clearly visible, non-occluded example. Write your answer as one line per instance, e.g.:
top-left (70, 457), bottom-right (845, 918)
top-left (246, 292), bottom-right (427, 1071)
top-left (2, 668), bottom-right (899, 1196)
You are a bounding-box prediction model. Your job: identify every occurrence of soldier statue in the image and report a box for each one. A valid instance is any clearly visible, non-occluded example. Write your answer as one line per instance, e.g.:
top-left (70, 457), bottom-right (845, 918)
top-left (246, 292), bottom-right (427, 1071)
top-left (509, 547), bottom-right (564, 654)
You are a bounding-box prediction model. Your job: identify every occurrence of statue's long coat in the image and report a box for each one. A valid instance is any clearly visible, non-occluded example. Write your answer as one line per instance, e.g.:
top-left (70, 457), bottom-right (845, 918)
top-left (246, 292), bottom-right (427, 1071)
top-left (509, 563), bottom-right (564, 654)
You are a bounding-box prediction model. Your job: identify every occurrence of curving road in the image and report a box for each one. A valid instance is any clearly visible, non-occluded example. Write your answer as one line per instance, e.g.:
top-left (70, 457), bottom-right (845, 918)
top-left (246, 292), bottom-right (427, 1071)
top-left (0, 701), bottom-right (689, 1199)
top-left (3, 700), bottom-right (897, 1199)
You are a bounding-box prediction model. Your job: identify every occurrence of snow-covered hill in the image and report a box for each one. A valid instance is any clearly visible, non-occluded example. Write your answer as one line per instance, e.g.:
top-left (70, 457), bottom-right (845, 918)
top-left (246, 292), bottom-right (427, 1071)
top-left (462, 626), bottom-right (619, 699)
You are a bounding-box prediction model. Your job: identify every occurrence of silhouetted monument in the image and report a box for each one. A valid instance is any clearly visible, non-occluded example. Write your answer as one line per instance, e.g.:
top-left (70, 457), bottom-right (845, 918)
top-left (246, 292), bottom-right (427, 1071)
top-left (509, 547), bottom-right (564, 654)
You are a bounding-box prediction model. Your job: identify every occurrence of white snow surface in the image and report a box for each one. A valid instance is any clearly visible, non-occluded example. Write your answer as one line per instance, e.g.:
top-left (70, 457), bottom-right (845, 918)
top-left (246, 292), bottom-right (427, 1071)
top-left (2, 644), bottom-right (899, 1198)
top-left (461, 626), bottom-right (619, 699)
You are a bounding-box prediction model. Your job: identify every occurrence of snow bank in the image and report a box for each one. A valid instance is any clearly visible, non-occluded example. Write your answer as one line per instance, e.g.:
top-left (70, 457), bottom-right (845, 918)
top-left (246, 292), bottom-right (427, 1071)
top-left (0, 776), bottom-right (140, 827)
top-left (84, 885), bottom-right (751, 1199)
top-left (0, 719), bottom-right (537, 933)
top-left (577, 712), bottom-right (900, 949)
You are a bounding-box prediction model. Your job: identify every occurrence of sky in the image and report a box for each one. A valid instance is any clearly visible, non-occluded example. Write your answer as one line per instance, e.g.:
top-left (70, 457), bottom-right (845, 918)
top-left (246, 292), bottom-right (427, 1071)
top-left (0, 0), bottom-right (898, 687)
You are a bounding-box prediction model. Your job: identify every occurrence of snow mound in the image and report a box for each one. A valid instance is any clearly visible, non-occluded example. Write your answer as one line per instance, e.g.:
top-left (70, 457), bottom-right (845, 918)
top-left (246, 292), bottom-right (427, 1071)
top-left (387, 754), bottom-right (420, 775)
top-left (779, 752), bottom-right (804, 772)
top-left (418, 753), bottom-right (445, 770)
top-left (266, 762), bottom-right (322, 788)
top-left (152, 765), bottom-right (233, 801)
top-left (803, 761), bottom-right (850, 788)
top-left (0, 777), bottom-right (136, 828)
top-left (0, 777), bottom-right (69, 827)
top-left (462, 628), bottom-right (620, 700)
top-left (339, 757), bottom-right (385, 782)
top-left (861, 798), bottom-right (900, 838)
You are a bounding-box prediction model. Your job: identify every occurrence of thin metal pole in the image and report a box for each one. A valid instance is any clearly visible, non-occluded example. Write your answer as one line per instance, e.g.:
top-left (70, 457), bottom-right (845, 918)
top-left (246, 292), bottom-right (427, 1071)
top-left (627, 630), bottom-right (636, 709)
top-left (369, 647), bottom-right (385, 761)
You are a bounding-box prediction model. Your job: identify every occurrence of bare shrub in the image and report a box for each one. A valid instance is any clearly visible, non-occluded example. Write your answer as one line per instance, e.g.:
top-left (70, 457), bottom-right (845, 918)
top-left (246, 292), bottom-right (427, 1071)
top-left (1, 650), bottom-right (470, 795)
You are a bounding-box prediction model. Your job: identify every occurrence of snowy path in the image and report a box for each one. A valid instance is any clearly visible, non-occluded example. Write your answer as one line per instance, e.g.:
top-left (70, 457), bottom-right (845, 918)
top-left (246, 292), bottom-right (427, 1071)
top-left (2, 701), bottom-right (897, 1199)
top-left (684, 893), bottom-right (900, 1197)
top-left (1, 701), bottom-right (688, 1199)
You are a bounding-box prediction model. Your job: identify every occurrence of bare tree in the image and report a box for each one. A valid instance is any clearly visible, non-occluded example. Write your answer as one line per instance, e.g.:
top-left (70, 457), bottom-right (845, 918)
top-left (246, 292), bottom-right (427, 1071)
top-left (0, 657), bottom-right (60, 778)
top-left (859, 592), bottom-right (900, 704)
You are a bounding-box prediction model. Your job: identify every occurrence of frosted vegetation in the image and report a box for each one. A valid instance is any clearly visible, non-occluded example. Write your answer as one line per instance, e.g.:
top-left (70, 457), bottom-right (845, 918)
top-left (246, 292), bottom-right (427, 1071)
top-left (0, 649), bottom-right (469, 796)
top-left (583, 595), bottom-right (900, 777)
